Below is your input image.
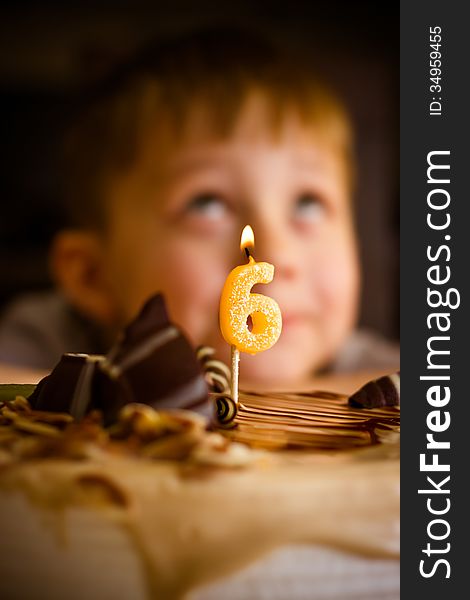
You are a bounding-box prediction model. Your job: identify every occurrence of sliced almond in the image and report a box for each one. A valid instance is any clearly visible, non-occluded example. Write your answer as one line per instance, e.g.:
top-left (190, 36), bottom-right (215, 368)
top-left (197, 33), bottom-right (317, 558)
top-left (12, 418), bottom-right (61, 437)
top-left (191, 440), bottom-right (257, 468)
top-left (141, 430), bottom-right (202, 460)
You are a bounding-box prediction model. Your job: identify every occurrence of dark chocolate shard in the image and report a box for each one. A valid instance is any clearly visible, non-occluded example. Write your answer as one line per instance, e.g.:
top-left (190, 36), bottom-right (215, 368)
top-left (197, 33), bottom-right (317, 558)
top-left (28, 353), bottom-right (100, 417)
top-left (29, 294), bottom-right (212, 424)
top-left (107, 294), bottom-right (170, 363)
top-left (348, 372), bottom-right (400, 409)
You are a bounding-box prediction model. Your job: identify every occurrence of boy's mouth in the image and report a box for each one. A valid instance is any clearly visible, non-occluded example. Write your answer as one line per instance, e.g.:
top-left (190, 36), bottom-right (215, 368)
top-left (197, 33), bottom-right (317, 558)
top-left (281, 313), bottom-right (308, 328)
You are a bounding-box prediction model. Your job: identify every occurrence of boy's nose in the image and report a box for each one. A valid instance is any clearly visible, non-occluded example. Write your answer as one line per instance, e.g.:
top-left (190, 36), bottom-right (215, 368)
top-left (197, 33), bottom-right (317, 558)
top-left (249, 223), bottom-right (299, 281)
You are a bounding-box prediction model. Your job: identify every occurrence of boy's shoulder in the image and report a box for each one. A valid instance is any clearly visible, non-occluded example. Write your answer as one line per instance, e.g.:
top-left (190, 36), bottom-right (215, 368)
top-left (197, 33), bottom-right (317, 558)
top-left (331, 328), bottom-right (399, 373)
top-left (0, 291), bottom-right (106, 370)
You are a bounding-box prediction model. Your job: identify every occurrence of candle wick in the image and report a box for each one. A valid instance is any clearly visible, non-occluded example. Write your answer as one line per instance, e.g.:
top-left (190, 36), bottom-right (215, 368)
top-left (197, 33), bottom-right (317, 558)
top-left (244, 247), bottom-right (251, 260)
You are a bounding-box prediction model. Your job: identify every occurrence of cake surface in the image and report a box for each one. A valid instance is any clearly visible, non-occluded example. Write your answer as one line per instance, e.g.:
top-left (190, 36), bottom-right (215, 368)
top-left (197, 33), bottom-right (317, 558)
top-left (0, 391), bottom-right (399, 599)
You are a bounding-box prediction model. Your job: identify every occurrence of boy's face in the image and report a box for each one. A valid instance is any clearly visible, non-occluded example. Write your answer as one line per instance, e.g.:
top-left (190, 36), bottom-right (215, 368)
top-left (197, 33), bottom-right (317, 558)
top-left (99, 94), bottom-right (360, 385)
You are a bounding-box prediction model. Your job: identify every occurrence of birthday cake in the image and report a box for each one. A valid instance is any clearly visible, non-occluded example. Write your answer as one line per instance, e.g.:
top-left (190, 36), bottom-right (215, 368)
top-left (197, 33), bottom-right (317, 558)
top-left (0, 295), bottom-right (400, 600)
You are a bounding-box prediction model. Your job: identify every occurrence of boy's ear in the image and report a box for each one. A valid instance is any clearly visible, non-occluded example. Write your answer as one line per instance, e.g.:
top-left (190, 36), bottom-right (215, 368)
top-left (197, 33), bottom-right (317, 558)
top-left (49, 230), bottom-right (117, 326)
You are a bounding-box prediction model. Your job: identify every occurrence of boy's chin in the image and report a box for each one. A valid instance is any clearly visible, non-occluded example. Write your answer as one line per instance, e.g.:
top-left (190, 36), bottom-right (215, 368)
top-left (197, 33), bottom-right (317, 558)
top-left (238, 348), bottom-right (316, 389)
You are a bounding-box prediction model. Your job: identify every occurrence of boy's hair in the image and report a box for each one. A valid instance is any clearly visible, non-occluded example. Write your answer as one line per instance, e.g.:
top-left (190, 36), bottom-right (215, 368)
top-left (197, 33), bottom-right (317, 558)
top-left (62, 27), bottom-right (354, 230)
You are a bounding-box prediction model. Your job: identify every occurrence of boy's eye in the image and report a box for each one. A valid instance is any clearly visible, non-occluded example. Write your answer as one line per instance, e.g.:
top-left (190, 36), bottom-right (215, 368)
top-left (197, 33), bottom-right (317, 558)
top-left (186, 193), bottom-right (228, 219)
top-left (294, 193), bottom-right (326, 221)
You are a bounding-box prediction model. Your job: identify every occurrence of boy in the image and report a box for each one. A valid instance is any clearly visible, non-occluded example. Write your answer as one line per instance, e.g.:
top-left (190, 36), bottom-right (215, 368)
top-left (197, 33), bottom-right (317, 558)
top-left (0, 28), bottom-right (398, 387)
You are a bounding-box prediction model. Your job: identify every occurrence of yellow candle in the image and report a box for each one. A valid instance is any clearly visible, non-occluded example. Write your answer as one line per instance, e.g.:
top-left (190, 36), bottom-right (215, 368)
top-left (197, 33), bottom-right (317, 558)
top-left (219, 226), bottom-right (282, 355)
top-left (217, 226), bottom-right (282, 417)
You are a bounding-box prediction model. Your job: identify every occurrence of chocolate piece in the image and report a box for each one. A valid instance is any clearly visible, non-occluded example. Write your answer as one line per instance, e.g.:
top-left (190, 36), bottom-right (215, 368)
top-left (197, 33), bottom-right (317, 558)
top-left (97, 295), bottom-right (211, 423)
top-left (29, 294), bottom-right (212, 424)
top-left (348, 372), bottom-right (400, 409)
top-left (28, 353), bottom-right (101, 417)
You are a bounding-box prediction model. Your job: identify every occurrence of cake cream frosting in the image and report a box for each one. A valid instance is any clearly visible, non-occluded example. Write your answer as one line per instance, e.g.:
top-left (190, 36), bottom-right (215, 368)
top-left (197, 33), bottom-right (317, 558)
top-left (0, 394), bottom-right (399, 599)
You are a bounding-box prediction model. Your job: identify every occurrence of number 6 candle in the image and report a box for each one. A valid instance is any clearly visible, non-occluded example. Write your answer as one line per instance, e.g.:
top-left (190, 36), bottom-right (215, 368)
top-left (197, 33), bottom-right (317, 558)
top-left (219, 225), bottom-right (282, 412)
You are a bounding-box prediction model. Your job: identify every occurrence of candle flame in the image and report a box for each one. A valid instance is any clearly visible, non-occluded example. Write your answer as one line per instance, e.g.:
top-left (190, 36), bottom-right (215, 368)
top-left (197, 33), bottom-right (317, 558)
top-left (240, 225), bottom-right (255, 251)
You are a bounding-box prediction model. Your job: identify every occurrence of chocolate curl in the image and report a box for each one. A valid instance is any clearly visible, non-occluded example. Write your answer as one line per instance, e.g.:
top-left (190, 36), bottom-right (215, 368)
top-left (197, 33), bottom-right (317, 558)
top-left (214, 394), bottom-right (238, 429)
top-left (348, 372), bottom-right (400, 409)
top-left (196, 346), bottom-right (238, 426)
top-left (197, 346), bottom-right (231, 394)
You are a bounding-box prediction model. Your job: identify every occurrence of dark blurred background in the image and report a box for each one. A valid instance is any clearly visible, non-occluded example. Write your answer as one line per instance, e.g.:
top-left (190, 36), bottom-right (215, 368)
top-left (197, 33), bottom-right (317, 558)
top-left (0, 0), bottom-right (399, 340)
